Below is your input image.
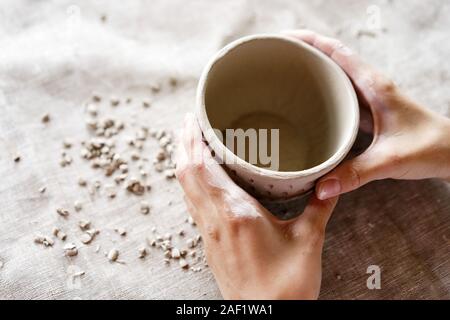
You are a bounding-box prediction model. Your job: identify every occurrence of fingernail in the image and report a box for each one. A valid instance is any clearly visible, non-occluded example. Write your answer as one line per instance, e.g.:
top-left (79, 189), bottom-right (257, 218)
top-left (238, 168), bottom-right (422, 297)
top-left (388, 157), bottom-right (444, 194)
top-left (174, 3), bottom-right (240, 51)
top-left (317, 179), bottom-right (341, 200)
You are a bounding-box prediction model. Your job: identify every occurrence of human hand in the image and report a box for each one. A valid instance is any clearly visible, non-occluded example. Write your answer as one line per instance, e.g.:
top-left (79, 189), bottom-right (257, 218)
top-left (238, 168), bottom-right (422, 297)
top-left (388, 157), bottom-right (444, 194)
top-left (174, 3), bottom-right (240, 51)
top-left (176, 113), bottom-right (338, 300)
top-left (284, 30), bottom-right (450, 200)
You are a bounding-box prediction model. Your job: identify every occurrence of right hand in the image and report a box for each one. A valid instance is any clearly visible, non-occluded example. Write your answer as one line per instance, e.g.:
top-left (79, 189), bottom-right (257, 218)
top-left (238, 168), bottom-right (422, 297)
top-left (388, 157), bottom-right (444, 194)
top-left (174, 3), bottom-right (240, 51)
top-left (176, 113), bottom-right (339, 300)
top-left (284, 30), bottom-right (450, 200)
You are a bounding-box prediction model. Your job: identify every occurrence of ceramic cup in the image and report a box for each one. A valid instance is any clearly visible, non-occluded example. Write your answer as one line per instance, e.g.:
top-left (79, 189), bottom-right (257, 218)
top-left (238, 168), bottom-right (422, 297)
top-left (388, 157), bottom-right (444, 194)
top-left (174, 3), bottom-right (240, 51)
top-left (196, 34), bottom-right (359, 214)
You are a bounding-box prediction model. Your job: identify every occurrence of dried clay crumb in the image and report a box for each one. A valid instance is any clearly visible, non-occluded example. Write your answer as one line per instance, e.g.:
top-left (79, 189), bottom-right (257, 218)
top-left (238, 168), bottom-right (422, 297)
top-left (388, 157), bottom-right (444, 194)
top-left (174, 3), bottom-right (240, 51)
top-left (114, 227), bottom-right (127, 237)
top-left (164, 169), bottom-right (176, 179)
top-left (73, 270), bottom-right (85, 277)
top-left (142, 99), bottom-right (151, 108)
top-left (41, 114), bottom-right (51, 123)
top-left (171, 248), bottom-right (181, 259)
top-left (110, 97), bottom-right (120, 107)
top-left (187, 216), bottom-right (196, 226)
top-left (52, 227), bottom-right (67, 241)
top-left (169, 77), bottom-right (178, 87)
top-left (151, 83), bottom-right (161, 93)
top-left (139, 201), bottom-right (151, 215)
top-left (138, 247), bottom-right (147, 259)
top-left (92, 94), bottom-right (101, 102)
top-left (78, 220), bottom-right (91, 231)
top-left (78, 178), bottom-right (87, 187)
top-left (64, 243), bottom-right (78, 257)
top-left (59, 153), bottom-right (73, 167)
top-left (63, 139), bottom-right (73, 149)
top-left (87, 104), bottom-right (98, 116)
top-left (80, 229), bottom-right (99, 244)
top-left (74, 201), bottom-right (83, 212)
top-left (126, 180), bottom-right (145, 196)
top-left (179, 259), bottom-right (189, 269)
top-left (107, 249), bottom-right (119, 262)
top-left (56, 208), bottom-right (70, 218)
top-left (131, 152), bottom-right (140, 161)
top-left (147, 238), bottom-right (156, 247)
top-left (34, 235), bottom-right (54, 247)
top-left (80, 233), bottom-right (93, 244)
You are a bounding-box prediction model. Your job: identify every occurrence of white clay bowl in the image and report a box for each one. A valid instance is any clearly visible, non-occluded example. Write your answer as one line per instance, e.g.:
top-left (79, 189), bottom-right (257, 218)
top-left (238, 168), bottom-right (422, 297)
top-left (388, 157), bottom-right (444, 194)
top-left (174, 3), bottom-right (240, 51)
top-left (196, 34), bottom-right (359, 200)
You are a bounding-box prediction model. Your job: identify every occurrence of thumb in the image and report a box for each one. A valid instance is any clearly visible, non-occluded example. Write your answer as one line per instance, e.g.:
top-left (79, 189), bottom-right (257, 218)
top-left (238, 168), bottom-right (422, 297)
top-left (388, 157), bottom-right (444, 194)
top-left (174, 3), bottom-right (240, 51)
top-left (290, 194), bottom-right (339, 239)
top-left (315, 152), bottom-right (381, 200)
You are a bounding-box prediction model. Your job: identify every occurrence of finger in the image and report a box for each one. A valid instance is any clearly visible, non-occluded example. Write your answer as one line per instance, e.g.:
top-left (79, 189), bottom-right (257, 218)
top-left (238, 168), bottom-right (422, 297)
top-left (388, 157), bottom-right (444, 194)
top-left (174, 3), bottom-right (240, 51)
top-left (183, 195), bottom-right (203, 228)
top-left (282, 29), bottom-right (396, 108)
top-left (315, 151), bottom-right (383, 200)
top-left (282, 30), bottom-right (366, 80)
top-left (175, 117), bottom-right (210, 212)
top-left (183, 112), bottom-right (204, 165)
top-left (183, 113), bottom-right (294, 228)
top-left (184, 113), bottom-right (246, 197)
top-left (292, 194), bottom-right (339, 236)
top-left (186, 114), bottom-right (278, 223)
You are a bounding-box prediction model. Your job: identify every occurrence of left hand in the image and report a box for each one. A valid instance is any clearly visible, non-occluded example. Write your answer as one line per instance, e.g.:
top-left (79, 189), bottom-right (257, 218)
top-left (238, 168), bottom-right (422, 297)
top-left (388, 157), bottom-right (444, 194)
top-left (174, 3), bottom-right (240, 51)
top-left (176, 113), bottom-right (339, 300)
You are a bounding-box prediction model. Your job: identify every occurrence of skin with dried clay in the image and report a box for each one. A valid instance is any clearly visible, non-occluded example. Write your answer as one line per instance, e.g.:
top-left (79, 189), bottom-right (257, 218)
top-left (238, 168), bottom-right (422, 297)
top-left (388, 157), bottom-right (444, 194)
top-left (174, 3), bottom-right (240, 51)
top-left (176, 30), bottom-right (450, 300)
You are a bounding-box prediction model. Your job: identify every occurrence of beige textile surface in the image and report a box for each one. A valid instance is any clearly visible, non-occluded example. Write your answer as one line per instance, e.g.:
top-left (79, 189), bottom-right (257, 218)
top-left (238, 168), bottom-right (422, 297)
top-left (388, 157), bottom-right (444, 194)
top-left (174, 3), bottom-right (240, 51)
top-left (0, 0), bottom-right (449, 299)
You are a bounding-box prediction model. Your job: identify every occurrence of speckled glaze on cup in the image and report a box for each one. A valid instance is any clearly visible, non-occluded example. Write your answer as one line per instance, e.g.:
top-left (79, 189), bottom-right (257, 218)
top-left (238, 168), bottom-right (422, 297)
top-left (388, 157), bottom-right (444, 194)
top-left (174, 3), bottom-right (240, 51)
top-left (196, 34), bottom-right (359, 202)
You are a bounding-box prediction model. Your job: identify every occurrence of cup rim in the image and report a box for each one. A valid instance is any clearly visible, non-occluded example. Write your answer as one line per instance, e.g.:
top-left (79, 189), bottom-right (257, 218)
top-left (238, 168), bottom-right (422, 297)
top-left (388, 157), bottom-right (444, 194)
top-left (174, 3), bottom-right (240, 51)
top-left (196, 33), bottom-right (359, 179)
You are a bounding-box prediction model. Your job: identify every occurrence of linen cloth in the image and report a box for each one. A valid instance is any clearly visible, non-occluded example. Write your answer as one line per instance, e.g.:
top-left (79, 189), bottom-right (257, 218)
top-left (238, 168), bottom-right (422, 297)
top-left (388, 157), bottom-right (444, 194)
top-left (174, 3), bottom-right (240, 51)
top-left (0, 0), bottom-right (449, 299)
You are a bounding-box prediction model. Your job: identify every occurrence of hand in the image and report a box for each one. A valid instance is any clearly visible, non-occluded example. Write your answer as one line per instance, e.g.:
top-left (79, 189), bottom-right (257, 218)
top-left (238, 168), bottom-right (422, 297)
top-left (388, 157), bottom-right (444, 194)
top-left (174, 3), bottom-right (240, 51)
top-left (175, 113), bottom-right (338, 300)
top-left (284, 30), bottom-right (450, 200)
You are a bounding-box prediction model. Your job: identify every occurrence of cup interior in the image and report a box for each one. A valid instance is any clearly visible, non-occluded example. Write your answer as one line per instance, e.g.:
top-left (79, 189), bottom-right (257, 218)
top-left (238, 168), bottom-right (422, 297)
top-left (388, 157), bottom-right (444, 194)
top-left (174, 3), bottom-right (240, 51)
top-left (203, 36), bottom-right (357, 172)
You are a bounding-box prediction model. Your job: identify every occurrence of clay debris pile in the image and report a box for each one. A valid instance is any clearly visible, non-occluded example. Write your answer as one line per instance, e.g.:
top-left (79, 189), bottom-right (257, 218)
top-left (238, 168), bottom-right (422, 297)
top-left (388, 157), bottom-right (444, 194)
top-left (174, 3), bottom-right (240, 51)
top-left (32, 87), bottom-right (206, 275)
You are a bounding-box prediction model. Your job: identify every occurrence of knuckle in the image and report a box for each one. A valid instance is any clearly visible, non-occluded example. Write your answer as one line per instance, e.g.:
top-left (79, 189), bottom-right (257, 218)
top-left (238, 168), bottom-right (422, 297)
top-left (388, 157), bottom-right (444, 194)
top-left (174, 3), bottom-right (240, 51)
top-left (176, 161), bottom-right (205, 181)
top-left (191, 162), bottom-right (206, 175)
top-left (379, 153), bottom-right (405, 173)
top-left (205, 224), bottom-right (220, 242)
top-left (386, 153), bottom-right (404, 167)
top-left (322, 197), bottom-right (337, 210)
top-left (368, 148), bottom-right (407, 179)
top-left (226, 215), bottom-right (243, 230)
top-left (332, 39), bottom-right (345, 50)
top-left (175, 165), bottom-right (189, 181)
top-left (224, 214), bottom-right (250, 234)
top-left (345, 163), bottom-right (362, 189)
top-left (304, 223), bottom-right (326, 247)
top-left (375, 77), bottom-right (397, 95)
top-left (208, 185), bottom-right (225, 198)
top-left (329, 39), bottom-right (349, 57)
